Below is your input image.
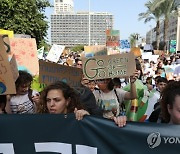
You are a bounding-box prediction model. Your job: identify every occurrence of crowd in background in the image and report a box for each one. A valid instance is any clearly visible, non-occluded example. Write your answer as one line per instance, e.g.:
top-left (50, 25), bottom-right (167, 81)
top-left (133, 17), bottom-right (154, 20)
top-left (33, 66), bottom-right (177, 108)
top-left (0, 50), bottom-right (180, 127)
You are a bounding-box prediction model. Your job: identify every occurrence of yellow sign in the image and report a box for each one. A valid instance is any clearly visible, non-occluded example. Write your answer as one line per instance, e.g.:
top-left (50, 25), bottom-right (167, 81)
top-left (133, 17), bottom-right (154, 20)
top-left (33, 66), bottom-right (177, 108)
top-left (0, 29), bottom-right (14, 38)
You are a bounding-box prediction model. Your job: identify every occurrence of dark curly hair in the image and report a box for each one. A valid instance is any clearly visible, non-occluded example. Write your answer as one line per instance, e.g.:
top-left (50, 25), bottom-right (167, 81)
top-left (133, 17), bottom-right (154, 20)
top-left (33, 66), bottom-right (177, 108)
top-left (161, 81), bottom-right (180, 123)
top-left (37, 81), bottom-right (83, 113)
top-left (15, 71), bottom-right (33, 89)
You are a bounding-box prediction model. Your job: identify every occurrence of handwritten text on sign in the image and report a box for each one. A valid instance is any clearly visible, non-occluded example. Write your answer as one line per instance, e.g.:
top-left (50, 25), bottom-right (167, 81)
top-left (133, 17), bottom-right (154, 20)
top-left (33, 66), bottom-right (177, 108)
top-left (82, 53), bottom-right (135, 80)
top-left (39, 60), bottom-right (82, 87)
top-left (0, 37), bottom-right (16, 94)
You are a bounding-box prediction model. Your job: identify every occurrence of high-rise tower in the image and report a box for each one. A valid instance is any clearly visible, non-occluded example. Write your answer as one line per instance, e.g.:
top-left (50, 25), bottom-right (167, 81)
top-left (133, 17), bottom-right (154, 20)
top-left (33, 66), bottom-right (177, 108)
top-left (51, 0), bottom-right (114, 46)
top-left (54, 0), bottom-right (74, 14)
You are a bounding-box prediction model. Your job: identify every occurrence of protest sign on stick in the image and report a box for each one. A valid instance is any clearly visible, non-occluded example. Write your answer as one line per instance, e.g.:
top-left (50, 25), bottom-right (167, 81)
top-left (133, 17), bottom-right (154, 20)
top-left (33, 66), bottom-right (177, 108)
top-left (0, 37), bottom-right (16, 94)
top-left (39, 60), bottom-right (82, 87)
top-left (82, 53), bottom-right (136, 80)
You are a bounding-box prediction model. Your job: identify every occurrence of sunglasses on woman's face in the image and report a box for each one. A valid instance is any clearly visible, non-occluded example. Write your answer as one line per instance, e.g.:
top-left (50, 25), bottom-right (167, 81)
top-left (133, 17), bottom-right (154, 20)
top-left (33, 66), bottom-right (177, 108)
top-left (77, 63), bottom-right (82, 66)
top-left (95, 79), bottom-right (108, 83)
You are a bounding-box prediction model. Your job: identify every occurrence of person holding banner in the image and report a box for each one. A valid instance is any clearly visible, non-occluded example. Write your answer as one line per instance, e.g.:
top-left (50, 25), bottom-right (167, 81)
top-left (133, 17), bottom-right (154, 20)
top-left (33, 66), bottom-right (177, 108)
top-left (0, 95), bottom-right (7, 114)
top-left (161, 81), bottom-right (180, 124)
top-left (37, 81), bottom-right (89, 120)
top-left (93, 72), bottom-right (137, 127)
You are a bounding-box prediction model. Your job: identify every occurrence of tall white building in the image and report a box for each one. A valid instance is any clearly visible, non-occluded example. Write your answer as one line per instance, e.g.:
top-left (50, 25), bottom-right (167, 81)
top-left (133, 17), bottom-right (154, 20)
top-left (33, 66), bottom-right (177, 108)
top-left (51, 12), bottom-right (113, 46)
top-left (176, 9), bottom-right (180, 51)
top-left (54, 0), bottom-right (74, 14)
top-left (146, 13), bottom-right (180, 52)
top-left (51, 0), bottom-right (114, 47)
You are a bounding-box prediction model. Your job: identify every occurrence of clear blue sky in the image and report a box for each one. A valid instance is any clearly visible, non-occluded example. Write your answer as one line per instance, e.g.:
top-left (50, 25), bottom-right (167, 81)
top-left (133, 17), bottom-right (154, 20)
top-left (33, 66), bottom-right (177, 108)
top-left (45, 0), bottom-right (156, 43)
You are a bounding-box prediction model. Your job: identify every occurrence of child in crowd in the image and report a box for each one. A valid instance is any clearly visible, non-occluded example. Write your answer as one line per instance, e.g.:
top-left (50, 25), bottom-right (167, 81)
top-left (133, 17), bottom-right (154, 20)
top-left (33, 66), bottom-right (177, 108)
top-left (9, 71), bottom-right (40, 114)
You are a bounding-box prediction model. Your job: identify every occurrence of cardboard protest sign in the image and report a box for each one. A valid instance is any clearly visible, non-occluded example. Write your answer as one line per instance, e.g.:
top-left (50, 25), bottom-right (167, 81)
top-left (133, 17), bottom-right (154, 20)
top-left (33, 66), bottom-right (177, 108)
top-left (66, 58), bottom-right (73, 66)
top-left (107, 47), bottom-right (120, 55)
top-left (0, 37), bottom-right (16, 94)
top-left (164, 65), bottom-right (175, 80)
top-left (46, 44), bottom-right (65, 63)
top-left (106, 29), bottom-right (120, 47)
top-left (154, 50), bottom-right (164, 55)
top-left (0, 29), bottom-right (14, 38)
top-left (9, 38), bottom-right (39, 75)
top-left (130, 47), bottom-right (141, 57)
top-left (10, 54), bottom-right (19, 82)
top-left (39, 60), bottom-right (82, 87)
top-left (0, 35), bottom-right (11, 54)
top-left (83, 45), bottom-right (107, 58)
top-left (82, 53), bottom-right (136, 80)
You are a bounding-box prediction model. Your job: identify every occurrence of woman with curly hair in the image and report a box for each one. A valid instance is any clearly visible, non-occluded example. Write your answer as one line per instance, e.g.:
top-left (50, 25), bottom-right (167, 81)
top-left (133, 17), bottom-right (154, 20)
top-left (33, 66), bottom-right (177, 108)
top-left (161, 81), bottom-right (180, 124)
top-left (37, 81), bottom-right (89, 120)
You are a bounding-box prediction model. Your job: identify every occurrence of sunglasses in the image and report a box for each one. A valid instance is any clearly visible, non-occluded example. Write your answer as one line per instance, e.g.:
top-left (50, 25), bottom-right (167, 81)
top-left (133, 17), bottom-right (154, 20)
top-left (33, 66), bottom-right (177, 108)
top-left (96, 79), bottom-right (108, 83)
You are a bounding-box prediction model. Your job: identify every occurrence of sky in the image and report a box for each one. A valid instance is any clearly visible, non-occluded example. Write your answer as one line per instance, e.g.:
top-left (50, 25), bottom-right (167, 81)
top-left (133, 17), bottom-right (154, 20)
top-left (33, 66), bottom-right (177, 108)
top-left (45, 0), bottom-right (156, 43)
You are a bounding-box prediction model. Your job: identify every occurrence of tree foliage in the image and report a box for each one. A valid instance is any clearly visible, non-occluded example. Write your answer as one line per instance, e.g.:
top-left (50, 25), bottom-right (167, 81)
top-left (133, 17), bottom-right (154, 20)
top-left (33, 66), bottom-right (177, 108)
top-left (129, 33), bottom-right (139, 48)
top-left (71, 45), bottom-right (84, 53)
top-left (150, 0), bottom-right (180, 50)
top-left (138, 0), bottom-right (162, 50)
top-left (0, 0), bottom-right (51, 47)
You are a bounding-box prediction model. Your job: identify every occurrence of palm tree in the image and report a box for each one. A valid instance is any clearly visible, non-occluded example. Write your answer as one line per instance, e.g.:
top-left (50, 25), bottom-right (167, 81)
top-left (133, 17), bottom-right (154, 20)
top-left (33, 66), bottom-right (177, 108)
top-left (129, 33), bottom-right (139, 48)
top-left (151, 0), bottom-right (180, 51)
top-left (138, 0), bottom-right (162, 50)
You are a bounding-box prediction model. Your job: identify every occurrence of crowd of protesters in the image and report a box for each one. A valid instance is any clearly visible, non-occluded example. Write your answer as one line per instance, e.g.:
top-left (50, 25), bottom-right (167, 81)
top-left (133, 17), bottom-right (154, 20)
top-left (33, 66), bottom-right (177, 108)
top-left (0, 50), bottom-right (180, 128)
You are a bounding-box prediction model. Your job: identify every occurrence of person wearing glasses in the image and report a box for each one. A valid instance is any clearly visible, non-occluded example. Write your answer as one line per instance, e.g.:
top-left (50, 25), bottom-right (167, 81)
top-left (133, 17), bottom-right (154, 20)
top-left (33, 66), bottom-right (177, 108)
top-left (93, 72), bottom-right (138, 127)
top-left (75, 58), bottom-right (83, 69)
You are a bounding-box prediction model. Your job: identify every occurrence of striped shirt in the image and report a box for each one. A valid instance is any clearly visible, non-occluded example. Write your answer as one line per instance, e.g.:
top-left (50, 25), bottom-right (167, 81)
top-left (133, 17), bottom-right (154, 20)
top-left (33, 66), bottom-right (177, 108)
top-left (10, 92), bottom-right (36, 114)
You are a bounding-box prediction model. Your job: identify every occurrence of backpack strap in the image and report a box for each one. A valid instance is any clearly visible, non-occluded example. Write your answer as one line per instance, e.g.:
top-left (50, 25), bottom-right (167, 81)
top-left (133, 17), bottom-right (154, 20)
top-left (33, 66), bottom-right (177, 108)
top-left (28, 89), bottom-right (33, 103)
top-left (114, 89), bottom-right (120, 104)
top-left (114, 89), bottom-right (126, 116)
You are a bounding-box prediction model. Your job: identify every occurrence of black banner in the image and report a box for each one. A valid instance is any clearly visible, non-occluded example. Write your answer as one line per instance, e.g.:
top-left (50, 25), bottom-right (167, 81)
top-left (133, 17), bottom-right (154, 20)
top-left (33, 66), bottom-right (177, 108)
top-left (0, 114), bottom-right (180, 154)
